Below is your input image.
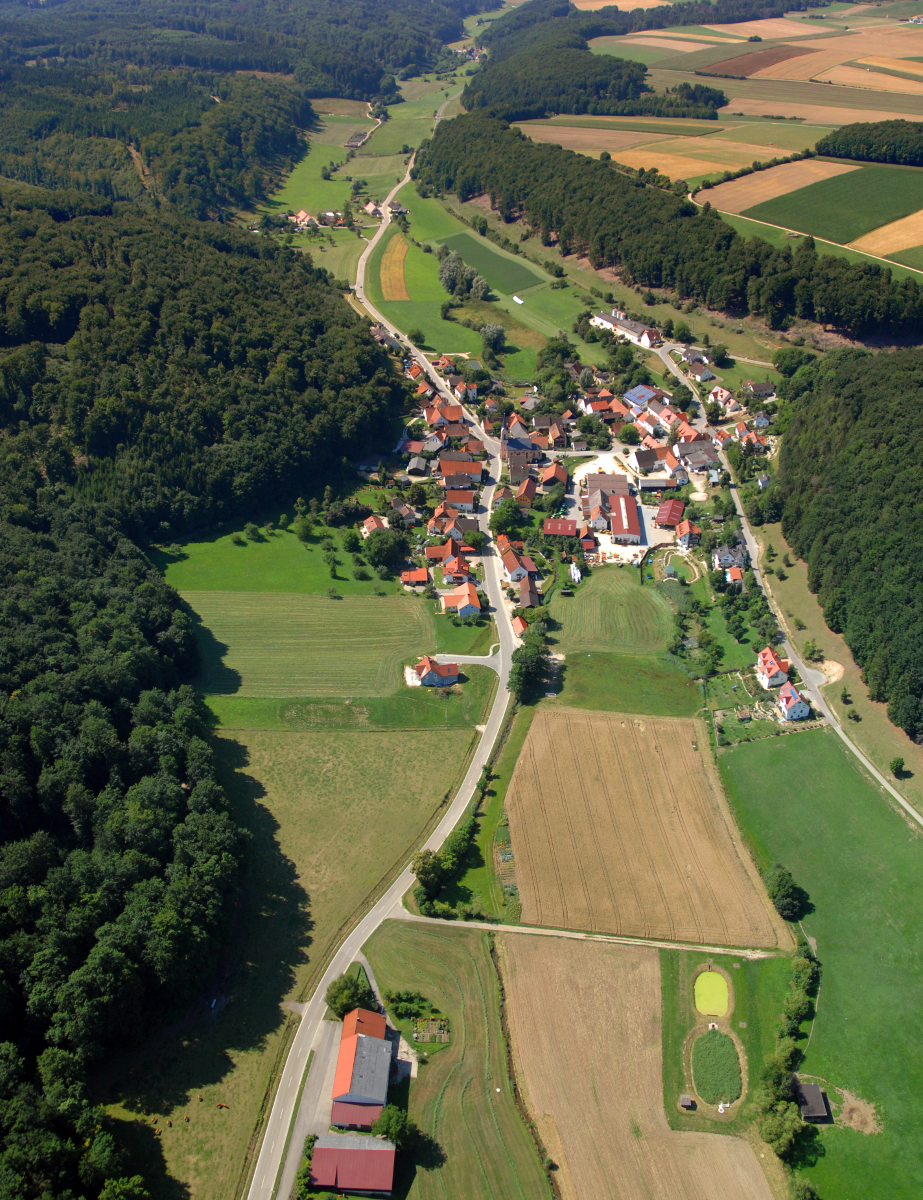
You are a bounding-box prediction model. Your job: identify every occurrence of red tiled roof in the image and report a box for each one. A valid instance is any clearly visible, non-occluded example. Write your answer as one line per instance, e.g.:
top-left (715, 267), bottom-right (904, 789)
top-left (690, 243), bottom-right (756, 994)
top-left (655, 499), bottom-right (685, 527)
top-left (401, 567), bottom-right (429, 584)
top-left (310, 1142), bottom-right (395, 1193)
top-left (342, 1009), bottom-right (387, 1041)
top-left (330, 1102), bottom-right (383, 1129)
top-left (728, 566), bottom-right (743, 581)
top-left (676, 519), bottom-right (700, 538)
top-left (610, 495), bottom-right (641, 538)
top-left (543, 518), bottom-right (577, 536)
top-left (512, 616), bottom-right (528, 635)
top-left (416, 655), bottom-right (458, 679)
top-left (445, 489), bottom-right (474, 505)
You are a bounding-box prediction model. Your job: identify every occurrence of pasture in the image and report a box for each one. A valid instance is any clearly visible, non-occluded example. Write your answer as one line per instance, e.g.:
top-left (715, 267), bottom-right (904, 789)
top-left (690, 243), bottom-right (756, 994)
top-left (110, 728), bottom-right (470, 1200)
top-left (505, 708), bottom-right (782, 947)
top-left (722, 729), bottom-right (923, 1199)
top-left (500, 935), bottom-right (775, 1200)
top-left (437, 231), bottom-right (545, 294)
top-left (549, 566), bottom-right (672, 655)
top-left (550, 650), bottom-right (702, 715)
top-left (743, 163), bottom-right (923, 244)
top-left (185, 592), bottom-right (435, 697)
top-left (363, 921), bottom-right (550, 1200)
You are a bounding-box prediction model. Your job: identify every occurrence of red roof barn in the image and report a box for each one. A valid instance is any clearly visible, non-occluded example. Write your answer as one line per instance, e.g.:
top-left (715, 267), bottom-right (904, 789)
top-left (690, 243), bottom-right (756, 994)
top-left (309, 1134), bottom-right (395, 1195)
top-left (655, 499), bottom-right (685, 528)
top-left (543, 518), bottom-right (577, 537)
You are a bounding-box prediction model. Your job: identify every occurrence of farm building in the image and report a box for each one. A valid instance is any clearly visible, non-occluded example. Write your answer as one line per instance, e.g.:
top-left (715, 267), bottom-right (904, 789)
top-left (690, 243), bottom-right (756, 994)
top-left (309, 1134), bottom-right (395, 1195)
top-left (584, 472), bottom-right (631, 496)
top-left (342, 1008), bottom-right (387, 1040)
top-left (501, 548), bottom-right (537, 583)
top-left (541, 462), bottom-right (568, 489)
top-left (543, 518), bottom-right (577, 537)
top-left (778, 681), bottom-right (811, 721)
top-left (519, 579), bottom-right (541, 608)
top-left (756, 647), bottom-right (789, 689)
top-left (589, 309), bottom-right (658, 347)
top-left (445, 489), bottom-right (475, 512)
top-left (414, 657), bottom-right (459, 687)
top-left (512, 616), bottom-right (528, 636)
top-left (655, 499), bottom-right (685, 528)
top-left (609, 496), bottom-right (641, 544)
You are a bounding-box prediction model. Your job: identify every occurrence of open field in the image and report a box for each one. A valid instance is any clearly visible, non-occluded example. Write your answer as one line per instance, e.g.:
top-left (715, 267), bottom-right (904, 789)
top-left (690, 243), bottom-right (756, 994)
top-left (889, 242), bottom-right (923, 269)
top-left (500, 935), bottom-right (775, 1200)
top-left (851, 206), bottom-right (923, 254)
top-left (591, 39), bottom-right (685, 64)
top-left (710, 121), bottom-right (831, 149)
top-left (822, 62), bottom-right (923, 91)
top-left (438, 231), bottom-right (545, 293)
top-left (506, 708), bottom-right (781, 947)
top-left (723, 729), bottom-right (923, 1199)
top-left (550, 651), bottom-right (703, 715)
top-left (710, 43), bottom-right (818, 75)
top-left (705, 158), bottom-right (858, 213)
top-left (548, 566), bottom-right (672, 655)
top-left (381, 233), bottom-right (410, 300)
top-left (515, 121), bottom-right (673, 154)
top-left (185, 592), bottom-right (435, 697)
top-left (310, 97), bottom-right (370, 117)
top-left (722, 96), bottom-right (922, 121)
top-left (743, 162), bottom-right (923, 243)
top-left (108, 729), bottom-right (471, 1200)
top-left (363, 921), bottom-right (550, 1200)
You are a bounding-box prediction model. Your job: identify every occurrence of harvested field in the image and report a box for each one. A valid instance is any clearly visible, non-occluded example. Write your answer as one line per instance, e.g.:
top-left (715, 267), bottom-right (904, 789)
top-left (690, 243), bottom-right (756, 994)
top-left (619, 35), bottom-right (719, 52)
top-left (851, 206), bottom-right (923, 254)
top-left (708, 43), bottom-right (816, 75)
top-left (185, 591), bottom-right (434, 697)
top-left (380, 233), bottom-right (410, 300)
top-left (704, 158), bottom-right (858, 213)
top-left (819, 63), bottom-right (923, 93)
top-left (859, 54), bottom-right (923, 79)
top-left (573, 0), bottom-right (670, 8)
top-left (506, 709), bottom-right (781, 947)
top-left (500, 935), bottom-right (775, 1200)
top-left (706, 17), bottom-right (830, 38)
top-left (750, 29), bottom-right (923, 79)
top-left (613, 149), bottom-right (741, 177)
top-left (722, 97), bottom-right (920, 122)
top-left (516, 122), bottom-right (673, 153)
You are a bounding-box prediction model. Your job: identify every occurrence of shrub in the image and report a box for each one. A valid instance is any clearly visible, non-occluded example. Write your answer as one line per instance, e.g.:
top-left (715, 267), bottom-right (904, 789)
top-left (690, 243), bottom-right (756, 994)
top-left (691, 1030), bottom-right (741, 1104)
top-left (763, 863), bottom-right (807, 921)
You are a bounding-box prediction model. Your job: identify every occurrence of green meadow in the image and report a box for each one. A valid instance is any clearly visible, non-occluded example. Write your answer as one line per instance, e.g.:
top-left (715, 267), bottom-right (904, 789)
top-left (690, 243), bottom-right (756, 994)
top-left (549, 651), bottom-right (702, 716)
top-left (438, 231), bottom-right (546, 294)
top-left (722, 729), bottom-right (923, 1199)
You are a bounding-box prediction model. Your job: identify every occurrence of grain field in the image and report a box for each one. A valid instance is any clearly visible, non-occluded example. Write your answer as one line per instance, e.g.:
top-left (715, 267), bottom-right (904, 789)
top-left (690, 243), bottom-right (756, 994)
top-left (851, 207), bottom-right (923, 255)
top-left (516, 124), bottom-right (673, 153)
top-left (704, 158), bottom-right (858, 213)
top-left (506, 709), bottom-right (781, 947)
top-left (500, 935), bottom-right (775, 1200)
top-left (380, 233), bottom-right (410, 300)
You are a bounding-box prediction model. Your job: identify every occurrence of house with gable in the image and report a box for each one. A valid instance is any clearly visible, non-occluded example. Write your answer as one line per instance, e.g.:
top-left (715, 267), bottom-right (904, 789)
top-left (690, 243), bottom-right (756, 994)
top-left (676, 519), bottom-right (701, 549)
top-left (778, 681), bottom-right (811, 721)
top-left (441, 583), bottom-right (480, 618)
top-left (414, 656), bottom-right (459, 687)
top-left (756, 646), bottom-right (790, 690)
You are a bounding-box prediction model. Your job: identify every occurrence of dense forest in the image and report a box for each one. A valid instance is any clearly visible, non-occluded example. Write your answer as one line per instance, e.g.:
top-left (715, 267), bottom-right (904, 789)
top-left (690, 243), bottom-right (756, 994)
top-left (778, 349), bottom-right (923, 742)
top-left (462, 0), bottom-right (824, 120)
top-left (816, 119), bottom-right (923, 167)
top-left (413, 114), bottom-right (923, 339)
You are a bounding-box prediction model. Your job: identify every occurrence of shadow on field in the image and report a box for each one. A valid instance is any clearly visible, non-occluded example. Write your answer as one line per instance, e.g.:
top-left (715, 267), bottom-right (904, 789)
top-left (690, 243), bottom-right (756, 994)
top-left (393, 1129), bottom-right (448, 1199)
top-left (104, 735), bottom-right (313, 1193)
top-left (183, 600), bottom-right (242, 696)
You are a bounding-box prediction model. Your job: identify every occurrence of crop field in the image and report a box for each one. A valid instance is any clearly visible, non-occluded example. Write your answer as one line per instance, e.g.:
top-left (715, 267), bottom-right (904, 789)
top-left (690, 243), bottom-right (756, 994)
top-left (110, 729), bottom-right (470, 1200)
top-left (722, 729), bottom-right (923, 1198)
top-left (380, 232), bottom-right (410, 299)
top-left (500, 935), bottom-right (774, 1200)
top-left (437, 232), bottom-right (545, 294)
top-left (506, 708), bottom-right (781, 947)
top-left (516, 121), bottom-right (673, 155)
top-left (851, 206), bottom-right (923, 255)
top-left (363, 921), bottom-right (549, 1200)
top-left (185, 592), bottom-right (435, 697)
top-left (548, 566), bottom-right (672, 654)
top-left (743, 163), bottom-right (923, 244)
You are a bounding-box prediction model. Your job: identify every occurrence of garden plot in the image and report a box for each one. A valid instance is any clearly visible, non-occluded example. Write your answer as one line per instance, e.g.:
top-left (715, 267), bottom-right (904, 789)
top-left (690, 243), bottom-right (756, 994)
top-left (500, 935), bottom-right (774, 1200)
top-left (505, 708), bottom-right (781, 947)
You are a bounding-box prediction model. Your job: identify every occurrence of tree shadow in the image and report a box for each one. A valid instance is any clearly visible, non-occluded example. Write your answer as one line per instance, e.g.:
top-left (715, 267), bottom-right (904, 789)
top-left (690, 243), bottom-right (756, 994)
top-left (786, 1123), bottom-right (826, 1169)
top-left (182, 601), bottom-right (242, 695)
top-left (393, 1132), bottom-right (447, 1199)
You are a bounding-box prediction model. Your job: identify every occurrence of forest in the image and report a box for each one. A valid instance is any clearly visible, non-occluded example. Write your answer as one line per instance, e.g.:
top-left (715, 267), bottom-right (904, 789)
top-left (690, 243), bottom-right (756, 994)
top-left (815, 119), bottom-right (923, 167)
top-left (779, 349), bottom-right (923, 743)
top-left (413, 114), bottom-right (923, 340)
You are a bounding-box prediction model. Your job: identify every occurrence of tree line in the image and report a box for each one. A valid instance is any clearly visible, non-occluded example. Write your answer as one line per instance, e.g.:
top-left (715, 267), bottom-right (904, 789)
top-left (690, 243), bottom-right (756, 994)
top-left (412, 115), bottom-right (923, 340)
top-left (815, 119), bottom-right (923, 167)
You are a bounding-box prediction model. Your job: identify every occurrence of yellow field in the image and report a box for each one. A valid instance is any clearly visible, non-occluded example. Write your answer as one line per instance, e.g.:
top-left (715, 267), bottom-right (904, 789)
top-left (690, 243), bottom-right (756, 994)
top-left (703, 159), bottom-right (858, 213)
top-left (723, 97), bottom-right (919, 123)
top-left (517, 123), bottom-right (673, 154)
top-left (819, 64), bottom-right (923, 94)
top-left (851, 207), bottom-right (923, 254)
top-left (573, 0), bottom-right (669, 8)
top-left (859, 55), bottom-right (923, 79)
top-left (749, 27), bottom-right (923, 80)
top-left (620, 35), bottom-right (719, 51)
top-left (380, 233), bottom-right (410, 300)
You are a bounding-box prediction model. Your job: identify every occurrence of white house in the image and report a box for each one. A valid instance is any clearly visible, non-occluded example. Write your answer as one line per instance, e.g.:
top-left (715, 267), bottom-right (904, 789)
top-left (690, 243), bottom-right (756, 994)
top-left (441, 583), bottom-right (480, 618)
top-left (501, 548), bottom-right (536, 583)
top-left (778, 681), bottom-right (811, 721)
top-left (589, 309), bottom-right (657, 348)
top-left (756, 646), bottom-right (789, 690)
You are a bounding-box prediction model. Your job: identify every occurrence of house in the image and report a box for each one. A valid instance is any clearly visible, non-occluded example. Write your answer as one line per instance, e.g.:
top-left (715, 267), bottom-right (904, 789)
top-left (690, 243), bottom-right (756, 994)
top-left (445, 516), bottom-right (479, 542)
top-left (454, 380), bottom-right (476, 403)
top-left (713, 543), bottom-right (749, 571)
top-left (609, 495), bottom-right (641, 544)
top-left (426, 538), bottom-right (462, 562)
top-left (655, 499), bottom-right (685, 528)
top-left (511, 615), bottom-right (528, 637)
top-left (543, 518), bottom-right (577, 537)
top-left (734, 421), bottom-right (750, 441)
top-left (756, 646), bottom-right (790, 690)
top-left (390, 500), bottom-right (417, 526)
top-left (516, 477), bottom-right (537, 508)
top-left (578, 524), bottom-right (596, 552)
top-left (441, 583), bottom-right (480, 618)
top-left (623, 383), bottom-right (671, 410)
top-left (442, 422), bottom-right (469, 439)
top-left (408, 363), bottom-right (423, 381)
top-left (466, 439), bottom-right (485, 456)
top-left (415, 656), bottom-right (459, 686)
top-left (425, 402), bottom-right (465, 428)
top-left (585, 491), bottom-right (611, 531)
top-left (501, 548), bottom-right (537, 583)
top-left (363, 200), bottom-right (382, 217)
top-left (309, 1135), bottom-right (395, 1196)
top-left (778, 681), bottom-right (811, 721)
top-left (432, 501), bottom-right (458, 521)
top-left (678, 446), bottom-right (720, 474)
top-left (420, 430), bottom-right (447, 455)
top-left (416, 381), bottom-right (436, 403)
top-left (681, 347), bottom-right (708, 364)
top-left (445, 489), bottom-right (475, 512)
top-left (710, 427), bottom-right (732, 450)
top-left (757, 472), bottom-right (772, 490)
top-left (407, 456), bottom-right (428, 476)
top-left (439, 460), bottom-right (483, 483)
top-left (708, 385), bottom-right (739, 413)
top-left (726, 565), bottom-right (744, 586)
top-left (688, 361), bottom-right (715, 383)
top-left (441, 553), bottom-right (471, 584)
top-left (676, 519), bottom-right (701, 548)
top-left (507, 458), bottom-right (534, 486)
top-left (740, 432), bottom-right (769, 452)
top-left (492, 486), bottom-right (514, 506)
top-left (361, 515), bottom-right (388, 538)
top-left (530, 434), bottom-right (550, 451)
top-left (401, 567), bottom-right (429, 587)
top-left (519, 578), bottom-right (541, 608)
top-left (589, 309), bottom-right (658, 348)
top-left (541, 462), bottom-right (568, 490)
top-left (753, 411), bottom-right (771, 429)
top-left (743, 379), bottom-right (776, 401)
top-left (636, 412), bottom-right (661, 439)
top-left (507, 414), bottom-right (530, 439)
top-left (548, 422), bottom-right (566, 449)
top-left (434, 354), bottom-right (455, 373)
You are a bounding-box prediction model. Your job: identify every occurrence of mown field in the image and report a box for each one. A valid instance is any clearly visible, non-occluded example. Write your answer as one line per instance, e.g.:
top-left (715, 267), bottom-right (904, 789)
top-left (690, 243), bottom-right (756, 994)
top-left (363, 921), bottom-right (550, 1200)
top-left (551, 650), bottom-right (702, 716)
top-left (109, 728), bottom-right (473, 1200)
top-left (549, 566), bottom-right (673, 655)
top-left (438, 231), bottom-right (545, 294)
top-left (722, 729), bottom-right (923, 1199)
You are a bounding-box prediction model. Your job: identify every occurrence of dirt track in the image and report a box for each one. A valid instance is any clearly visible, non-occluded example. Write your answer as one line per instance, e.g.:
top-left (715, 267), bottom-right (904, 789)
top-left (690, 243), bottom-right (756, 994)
top-left (506, 709), bottom-right (783, 948)
top-left (500, 935), bottom-right (775, 1200)
top-left (704, 158), bottom-right (858, 213)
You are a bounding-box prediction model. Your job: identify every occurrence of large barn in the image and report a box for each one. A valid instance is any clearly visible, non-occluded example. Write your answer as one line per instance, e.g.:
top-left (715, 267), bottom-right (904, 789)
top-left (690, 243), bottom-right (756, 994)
top-left (309, 1134), bottom-right (396, 1196)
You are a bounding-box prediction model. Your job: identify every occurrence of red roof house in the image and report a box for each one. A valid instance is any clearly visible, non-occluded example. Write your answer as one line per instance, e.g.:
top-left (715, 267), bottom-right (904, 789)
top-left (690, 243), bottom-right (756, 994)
top-left (541, 462), bottom-right (568, 489)
top-left (543, 518), bottom-right (577, 537)
top-left (415, 656), bottom-right (459, 686)
top-left (400, 567), bottom-right (429, 586)
top-left (425, 538), bottom-right (461, 561)
top-left (512, 616), bottom-right (528, 636)
top-left (756, 646), bottom-right (789, 689)
top-left (445, 489), bottom-right (475, 511)
top-left (309, 1134), bottom-right (395, 1195)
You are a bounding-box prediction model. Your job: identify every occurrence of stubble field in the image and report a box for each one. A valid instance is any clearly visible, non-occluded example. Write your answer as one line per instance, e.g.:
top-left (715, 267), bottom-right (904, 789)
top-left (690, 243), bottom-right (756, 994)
top-left (704, 159), bottom-right (858, 213)
top-left (500, 935), bottom-right (775, 1200)
top-left (380, 232), bottom-right (410, 300)
top-left (506, 709), bottom-right (781, 947)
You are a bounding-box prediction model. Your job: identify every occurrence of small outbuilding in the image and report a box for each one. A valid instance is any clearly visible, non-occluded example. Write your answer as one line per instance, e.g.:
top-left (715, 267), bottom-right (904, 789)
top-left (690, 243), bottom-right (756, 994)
top-left (794, 1078), bottom-right (828, 1122)
top-left (309, 1134), bottom-right (395, 1195)
top-left (680, 1095), bottom-right (695, 1110)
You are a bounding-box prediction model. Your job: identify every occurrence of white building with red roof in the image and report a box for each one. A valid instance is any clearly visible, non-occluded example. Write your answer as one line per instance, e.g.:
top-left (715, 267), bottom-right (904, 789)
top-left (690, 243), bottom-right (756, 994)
top-left (414, 656), bottom-right (459, 687)
top-left (778, 681), bottom-right (811, 721)
top-left (756, 646), bottom-right (790, 689)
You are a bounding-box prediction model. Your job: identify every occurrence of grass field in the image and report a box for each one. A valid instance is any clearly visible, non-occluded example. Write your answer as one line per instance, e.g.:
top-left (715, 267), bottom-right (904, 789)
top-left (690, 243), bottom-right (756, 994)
top-left (549, 650), bottom-right (703, 715)
top-left (185, 592), bottom-right (435, 697)
top-left (362, 921), bottom-right (550, 1200)
top-left (722, 729), bottom-right (923, 1198)
top-left (743, 163), bottom-right (923, 243)
top-left (437, 231), bottom-right (545, 294)
top-left (506, 707), bottom-right (781, 946)
top-left (548, 566), bottom-right (673, 654)
top-left (264, 116), bottom-right (374, 217)
top-left (108, 729), bottom-right (473, 1200)
top-left (692, 1031), bottom-right (742, 1104)
top-left (501, 936), bottom-right (775, 1200)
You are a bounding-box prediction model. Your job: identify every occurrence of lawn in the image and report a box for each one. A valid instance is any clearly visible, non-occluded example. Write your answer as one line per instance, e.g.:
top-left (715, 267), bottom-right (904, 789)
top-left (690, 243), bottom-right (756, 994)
top-left (437, 231), bottom-right (546, 294)
top-left (549, 650), bottom-right (703, 716)
top-left (107, 728), bottom-right (473, 1200)
top-left (549, 565), bottom-right (673, 654)
top-left (362, 921), bottom-right (550, 1200)
top-left (184, 592), bottom-right (435, 697)
top-left (722, 729), bottom-right (923, 1198)
top-left (743, 163), bottom-right (923, 244)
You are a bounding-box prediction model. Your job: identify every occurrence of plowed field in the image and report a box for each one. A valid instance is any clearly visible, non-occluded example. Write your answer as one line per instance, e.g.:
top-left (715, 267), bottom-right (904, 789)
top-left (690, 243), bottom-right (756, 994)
top-left (380, 232), bottom-right (410, 300)
top-left (704, 159), bottom-right (858, 213)
top-left (506, 709), bottom-right (780, 947)
top-left (500, 935), bottom-right (775, 1200)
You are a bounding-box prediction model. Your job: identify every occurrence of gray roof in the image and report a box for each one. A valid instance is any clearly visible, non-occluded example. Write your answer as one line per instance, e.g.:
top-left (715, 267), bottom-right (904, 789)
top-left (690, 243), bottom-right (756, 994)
top-left (407, 456), bottom-right (427, 474)
top-left (315, 1133), bottom-right (395, 1152)
top-left (795, 1080), bottom-right (827, 1120)
top-left (334, 1035), bottom-right (392, 1105)
top-left (584, 473), bottom-right (631, 494)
